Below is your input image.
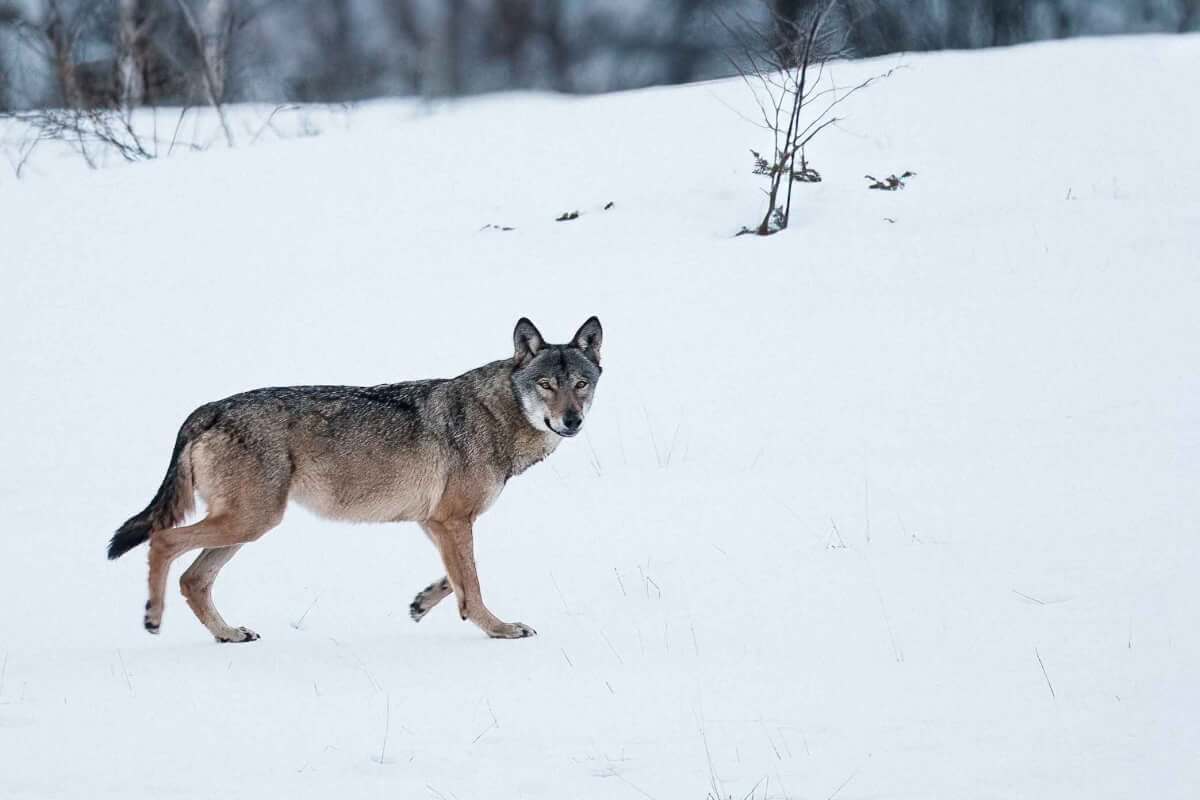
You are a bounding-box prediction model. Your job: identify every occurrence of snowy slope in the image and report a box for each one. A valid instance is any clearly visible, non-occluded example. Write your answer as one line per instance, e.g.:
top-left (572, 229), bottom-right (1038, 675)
top-left (1, 34), bottom-right (1198, 800)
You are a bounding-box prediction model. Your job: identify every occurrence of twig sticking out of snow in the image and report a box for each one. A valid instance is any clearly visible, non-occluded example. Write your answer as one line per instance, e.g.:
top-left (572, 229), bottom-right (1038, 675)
top-left (471, 700), bottom-right (499, 744)
top-left (827, 770), bottom-right (860, 800)
top-left (643, 405), bottom-right (663, 467)
top-left (700, 719), bottom-right (723, 800)
top-left (868, 572), bottom-right (904, 663)
top-left (600, 630), bottom-right (624, 665)
top-left (1012, 590), bottom-right (1046, 605)
top-left (1035, 648), bottom-right (1057, 701)
top-left (116, 649), bottom-right (133, 694)
top-left (290, 594), bottom-right (320, 629)
top-left (551, 571), bottom-right (573, 614)
top-left (827, 518), bottom-right (847, 549)
top-left (374, 694), bottom-right (391, 763)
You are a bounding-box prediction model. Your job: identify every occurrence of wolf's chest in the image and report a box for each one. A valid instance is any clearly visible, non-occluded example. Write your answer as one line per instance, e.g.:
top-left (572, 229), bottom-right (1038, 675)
top-left (507, 432), bottom-right (561, 479)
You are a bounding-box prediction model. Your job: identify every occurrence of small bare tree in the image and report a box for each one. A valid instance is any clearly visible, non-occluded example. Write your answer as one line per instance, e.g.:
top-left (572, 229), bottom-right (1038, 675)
top-left (115, 0), bottom-right (150, 108)
top-left (726, 0), bottom-right (889, 235)
top-left (42, 0), bottom-right (90, 108)
top-left (174, 0), bottom-right (234, 146)
top-left (381, 0), bottom-right (430, 94)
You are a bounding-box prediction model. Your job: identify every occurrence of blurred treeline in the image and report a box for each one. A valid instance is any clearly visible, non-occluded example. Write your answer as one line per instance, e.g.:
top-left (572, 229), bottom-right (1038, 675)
top-left (1, 0), bottom-right (1197, 110)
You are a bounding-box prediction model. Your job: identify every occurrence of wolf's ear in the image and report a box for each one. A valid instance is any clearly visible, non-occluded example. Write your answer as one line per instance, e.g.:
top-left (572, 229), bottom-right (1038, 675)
top-left (513, 318), bottom-right (546, 366)
top-left (571, 316), bottom-right (603, 365)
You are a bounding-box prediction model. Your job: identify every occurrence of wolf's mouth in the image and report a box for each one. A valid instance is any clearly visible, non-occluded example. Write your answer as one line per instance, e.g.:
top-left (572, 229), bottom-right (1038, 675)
top-left (545, 418), bottom-right (580, 438)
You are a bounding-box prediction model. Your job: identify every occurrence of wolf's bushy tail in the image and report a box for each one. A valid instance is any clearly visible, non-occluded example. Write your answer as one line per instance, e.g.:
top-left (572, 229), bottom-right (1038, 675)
top-left (107, 425), bottom-right (198, 560)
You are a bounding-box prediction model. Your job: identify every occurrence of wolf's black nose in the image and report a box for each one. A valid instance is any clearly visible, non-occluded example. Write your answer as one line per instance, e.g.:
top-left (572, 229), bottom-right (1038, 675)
top-left (563, 415), bottom-right (582, 431)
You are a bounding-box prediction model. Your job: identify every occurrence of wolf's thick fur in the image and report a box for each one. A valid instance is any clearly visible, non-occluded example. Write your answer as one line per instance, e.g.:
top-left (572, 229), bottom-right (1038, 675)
top-left (109, 317), bottom-right (602, 643)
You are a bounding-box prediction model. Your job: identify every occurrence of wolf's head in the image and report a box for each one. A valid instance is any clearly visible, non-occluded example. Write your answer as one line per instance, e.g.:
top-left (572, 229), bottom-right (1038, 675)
top-left (510, 317), bottom-right (603, 438)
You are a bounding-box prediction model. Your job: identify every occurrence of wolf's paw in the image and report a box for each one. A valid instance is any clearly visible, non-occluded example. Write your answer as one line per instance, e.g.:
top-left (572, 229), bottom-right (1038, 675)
top-left (216, 626), bottom-right (260, 644)
top-left (410, 578), bottom-right (451, 623)
top-left (488, 621), bottom-right (537, 639)
top-left (144, 603), bottom-right (161, 634)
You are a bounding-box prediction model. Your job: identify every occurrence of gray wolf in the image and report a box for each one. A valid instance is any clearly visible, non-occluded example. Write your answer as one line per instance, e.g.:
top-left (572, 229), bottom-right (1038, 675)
top-left (108, 317), bottom-right (603, 642)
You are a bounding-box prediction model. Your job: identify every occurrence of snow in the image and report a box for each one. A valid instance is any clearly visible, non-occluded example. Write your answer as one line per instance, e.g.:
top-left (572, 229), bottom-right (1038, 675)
top-left (2, 33), bottom-right (1199, 800)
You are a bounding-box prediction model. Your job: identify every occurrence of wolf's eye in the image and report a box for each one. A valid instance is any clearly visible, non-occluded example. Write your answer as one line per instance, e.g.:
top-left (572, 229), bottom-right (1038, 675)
top-left (575, 380), bottom-right (589, 390)
top-left (537, 379), bottom-right (553, 391)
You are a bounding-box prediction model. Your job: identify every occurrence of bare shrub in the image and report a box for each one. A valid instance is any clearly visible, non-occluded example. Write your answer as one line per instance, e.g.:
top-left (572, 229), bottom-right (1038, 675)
top-left (726, 0), bottom-right (891, 235)
top-left (9, 105), bottom-right (152, 169)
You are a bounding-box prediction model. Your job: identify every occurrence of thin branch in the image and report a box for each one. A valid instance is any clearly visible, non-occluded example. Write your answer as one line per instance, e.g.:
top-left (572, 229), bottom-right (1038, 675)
top-left (168, 105), bottom-right (192, 155)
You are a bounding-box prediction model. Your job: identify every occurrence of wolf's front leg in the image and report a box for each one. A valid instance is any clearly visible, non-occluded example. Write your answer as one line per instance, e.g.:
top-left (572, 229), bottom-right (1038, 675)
top-left (420, 520), bottom-right (536, 639)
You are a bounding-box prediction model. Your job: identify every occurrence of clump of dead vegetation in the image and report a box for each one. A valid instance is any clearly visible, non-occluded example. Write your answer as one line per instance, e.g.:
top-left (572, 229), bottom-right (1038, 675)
top-left (866, 170), bottom-right (915, 190)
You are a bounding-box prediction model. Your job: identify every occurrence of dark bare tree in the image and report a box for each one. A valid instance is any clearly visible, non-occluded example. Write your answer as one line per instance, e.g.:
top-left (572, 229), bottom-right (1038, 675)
top-left (44, 0), bottom-right (89, 107)
top-left (662, 0), bottom-right (710, 84)
top-left (444, 0), bottom-right (467, 95)
top-left (0, 2), bottom-right (21, 110)
top-left (1181, 0), bottom-right (1200, 29)
top-left (175, 0), bottom-right (234, 145)
top-left (115, 0), bottom-right (151, 107)
top-left (538, 0), bottom-right (571, 92)
top-left (379, 0), bottom-right (428, 94)
top-left (992, 0), bottom-right (1027, 46)
top-left (293, 0), bottom-right (361, 100)
top-left (488, 0), bottom-right (535, 83)
top-left (729, 0), bottom-right (889, 235)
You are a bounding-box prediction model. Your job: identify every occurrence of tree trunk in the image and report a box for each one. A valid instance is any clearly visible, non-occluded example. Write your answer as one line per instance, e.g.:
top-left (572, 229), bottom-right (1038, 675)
top-left (382, 0), bottom-right (428, 93)
top-left (175, 0), bottom-right (233, 144)
top-left (45, 1), bottom-right (81, 107)
top-left (757, 173), bottom-right (780, 235)
top-left (116, 0), bottom-right (146, 108)
top-left (1182, 0), bottom-right (1200, 31)
top-left (493, 0), bottom-right (534, 85)
top-left (664, 0), bottom-right (704, 85)
top-left (444, 0), bottom-right (466, 95)
top-left (200, 0), bottom-right (230, 103)
top-left (540, 0), bottom-right (570, 92)
top-left (992, 0), bottom-right (1027, 47)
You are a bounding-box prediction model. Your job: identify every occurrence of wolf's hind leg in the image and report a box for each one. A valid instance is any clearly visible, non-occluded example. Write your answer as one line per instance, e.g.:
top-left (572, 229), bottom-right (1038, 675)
top-left (180, 545), bottom-right (259, 642)
top-left (409, 576), bottom-right (451, 622)
top-left (145, 506), bottom-right (282, 640)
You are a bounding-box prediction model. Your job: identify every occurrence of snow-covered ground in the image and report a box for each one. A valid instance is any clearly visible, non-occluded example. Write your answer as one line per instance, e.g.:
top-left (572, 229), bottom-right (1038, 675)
top-left (2, 34), bottom-right (1198, 800)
